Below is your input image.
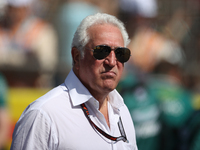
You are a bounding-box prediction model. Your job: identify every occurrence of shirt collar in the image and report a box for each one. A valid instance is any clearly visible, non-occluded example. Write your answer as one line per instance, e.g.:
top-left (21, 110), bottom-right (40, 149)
top-left (108, 90), bottom-right (125, 110)
top-left (64, 69), bottom-right (125, 109)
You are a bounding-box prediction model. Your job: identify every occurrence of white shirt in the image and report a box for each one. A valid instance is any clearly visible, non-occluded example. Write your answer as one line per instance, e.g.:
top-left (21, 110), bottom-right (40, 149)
top-left (11, 70), bottom-right (138, 150)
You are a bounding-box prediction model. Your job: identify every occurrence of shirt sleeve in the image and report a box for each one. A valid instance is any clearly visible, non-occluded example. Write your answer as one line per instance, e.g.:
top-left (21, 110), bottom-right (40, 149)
top-left (11, 109), bottom-right (57, 150)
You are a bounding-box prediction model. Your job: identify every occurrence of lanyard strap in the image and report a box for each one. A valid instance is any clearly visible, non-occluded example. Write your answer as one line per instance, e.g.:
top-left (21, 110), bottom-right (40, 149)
top-left (81, 103), bottom-right (128, 143)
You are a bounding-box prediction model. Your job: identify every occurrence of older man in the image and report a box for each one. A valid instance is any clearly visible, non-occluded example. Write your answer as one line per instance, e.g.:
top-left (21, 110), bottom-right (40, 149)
top-left (11, 13), bottom-right (138, 150)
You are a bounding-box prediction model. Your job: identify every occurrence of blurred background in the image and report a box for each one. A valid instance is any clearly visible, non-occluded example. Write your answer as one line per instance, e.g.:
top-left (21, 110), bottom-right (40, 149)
top-left (0, 0), bottom-right (200, 149)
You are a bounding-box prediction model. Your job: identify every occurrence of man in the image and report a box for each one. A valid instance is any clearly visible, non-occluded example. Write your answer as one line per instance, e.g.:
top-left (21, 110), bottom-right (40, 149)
top-left (11, 13), bottom-right (138, 150)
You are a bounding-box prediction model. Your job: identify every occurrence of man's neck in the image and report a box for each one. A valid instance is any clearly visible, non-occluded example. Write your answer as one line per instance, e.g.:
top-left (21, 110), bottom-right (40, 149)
top-left (99, 97), bottom-right (110, 128)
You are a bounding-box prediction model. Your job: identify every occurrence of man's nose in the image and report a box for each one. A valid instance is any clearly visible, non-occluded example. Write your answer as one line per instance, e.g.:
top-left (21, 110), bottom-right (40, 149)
top-left (104, 51), bottom-right (117, 67)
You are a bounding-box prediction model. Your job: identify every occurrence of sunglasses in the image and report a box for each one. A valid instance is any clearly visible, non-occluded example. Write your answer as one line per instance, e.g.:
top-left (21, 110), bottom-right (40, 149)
top-left (90, 45), bottom-right (131, 63)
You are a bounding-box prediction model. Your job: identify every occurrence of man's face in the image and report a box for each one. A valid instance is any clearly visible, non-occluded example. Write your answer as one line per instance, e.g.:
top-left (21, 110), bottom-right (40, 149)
top-left (73, 24), bottom-right (125, 98)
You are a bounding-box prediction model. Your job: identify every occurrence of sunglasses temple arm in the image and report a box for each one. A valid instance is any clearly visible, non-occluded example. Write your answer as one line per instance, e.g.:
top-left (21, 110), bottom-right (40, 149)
top-left (118, 117), bottom-right (129, 143)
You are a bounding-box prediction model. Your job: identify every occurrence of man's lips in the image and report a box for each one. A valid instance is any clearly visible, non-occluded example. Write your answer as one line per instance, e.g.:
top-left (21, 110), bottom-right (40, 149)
top-left (101, 71), bottom-right (117, 78)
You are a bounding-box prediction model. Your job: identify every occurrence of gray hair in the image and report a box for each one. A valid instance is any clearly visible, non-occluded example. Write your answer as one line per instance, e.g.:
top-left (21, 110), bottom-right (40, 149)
top-left (71, 13), bottom-right (130, 58)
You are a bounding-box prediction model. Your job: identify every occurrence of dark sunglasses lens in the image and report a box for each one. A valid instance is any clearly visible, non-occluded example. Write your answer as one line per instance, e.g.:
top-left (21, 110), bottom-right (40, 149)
top-left (93, 45), bottom-right (111, 60)
top-left (115, 48), bottom-right (131, 63)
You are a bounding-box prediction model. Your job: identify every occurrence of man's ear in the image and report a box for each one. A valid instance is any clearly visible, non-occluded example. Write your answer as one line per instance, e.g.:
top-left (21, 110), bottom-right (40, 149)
top-left (71, 47), bottom-right (80, 68)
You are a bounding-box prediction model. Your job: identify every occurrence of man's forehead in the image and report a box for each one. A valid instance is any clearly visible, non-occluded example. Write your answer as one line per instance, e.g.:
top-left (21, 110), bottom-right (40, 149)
top-left (87, 24), bottom-right (122, 39)
top-left (87, 24), bottom-right (123, 43)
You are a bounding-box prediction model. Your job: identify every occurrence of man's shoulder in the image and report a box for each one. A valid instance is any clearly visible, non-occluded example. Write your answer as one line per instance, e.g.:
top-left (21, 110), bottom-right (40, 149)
top-left (24, 83), bottom-right (70, 114)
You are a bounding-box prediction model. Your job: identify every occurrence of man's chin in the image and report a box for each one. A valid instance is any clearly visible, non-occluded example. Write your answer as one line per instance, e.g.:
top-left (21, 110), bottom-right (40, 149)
top-left (103, 82), bottom-right (117, 92)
